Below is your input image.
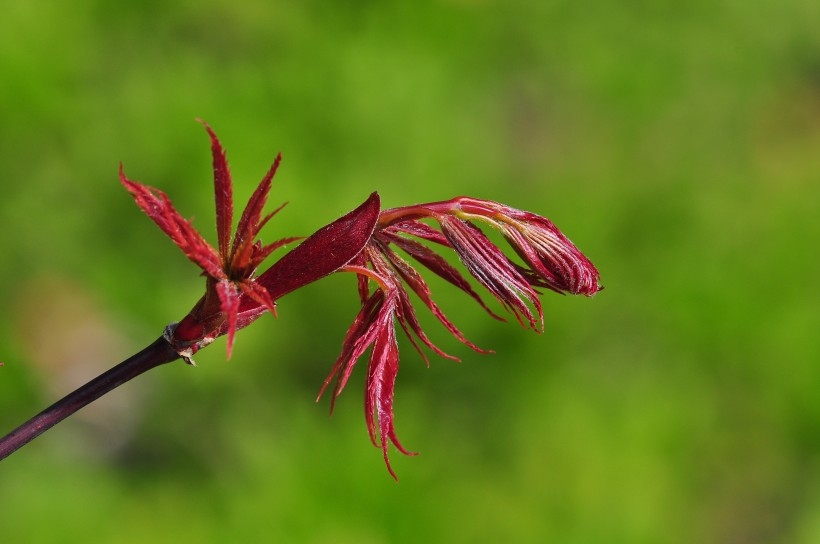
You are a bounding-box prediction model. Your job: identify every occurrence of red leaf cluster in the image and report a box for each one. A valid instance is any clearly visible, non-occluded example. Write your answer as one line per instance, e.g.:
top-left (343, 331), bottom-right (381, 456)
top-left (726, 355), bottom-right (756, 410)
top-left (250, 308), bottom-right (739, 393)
top-left (121, 121), bottom-right (377, 361)
top-left (121, 123), bottom-right (601, 478)
top-left (319, 197), bottom-right (602, 478)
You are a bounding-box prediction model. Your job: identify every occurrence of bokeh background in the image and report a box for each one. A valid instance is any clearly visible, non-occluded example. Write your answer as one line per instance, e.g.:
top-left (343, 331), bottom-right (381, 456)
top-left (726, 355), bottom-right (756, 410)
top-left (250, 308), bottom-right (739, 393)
top-left (1, 1), bottom-right (818, 542)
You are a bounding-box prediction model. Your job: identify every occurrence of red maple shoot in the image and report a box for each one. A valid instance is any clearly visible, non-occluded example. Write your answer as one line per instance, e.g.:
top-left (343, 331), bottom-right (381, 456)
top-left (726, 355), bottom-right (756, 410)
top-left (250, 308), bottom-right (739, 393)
top-left (0, 122), bottom-right (601, 479)
top-left (0, 123), bottom-right (379, 462)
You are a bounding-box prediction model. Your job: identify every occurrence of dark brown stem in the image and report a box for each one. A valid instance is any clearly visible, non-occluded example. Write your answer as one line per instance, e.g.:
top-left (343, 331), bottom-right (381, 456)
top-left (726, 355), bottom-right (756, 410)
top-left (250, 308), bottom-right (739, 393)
top-left (0, 335), bottom-right (181, 461)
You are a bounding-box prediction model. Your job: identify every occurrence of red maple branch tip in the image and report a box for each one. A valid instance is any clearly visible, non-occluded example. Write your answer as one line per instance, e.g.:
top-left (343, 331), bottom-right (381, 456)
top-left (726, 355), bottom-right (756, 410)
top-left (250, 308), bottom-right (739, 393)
top-left (119, 122), bottom-right (601, 479)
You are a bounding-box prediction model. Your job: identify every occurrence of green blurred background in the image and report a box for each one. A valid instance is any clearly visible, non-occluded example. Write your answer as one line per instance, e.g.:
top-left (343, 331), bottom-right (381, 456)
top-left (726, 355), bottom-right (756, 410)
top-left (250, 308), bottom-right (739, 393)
top-left (1, 1), bottom-right (818, 542)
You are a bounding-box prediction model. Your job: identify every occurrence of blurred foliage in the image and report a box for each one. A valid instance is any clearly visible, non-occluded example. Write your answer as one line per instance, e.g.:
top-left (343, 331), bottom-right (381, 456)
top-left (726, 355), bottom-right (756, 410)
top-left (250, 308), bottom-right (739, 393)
top-left (1, 0), bottom-right (819, 542)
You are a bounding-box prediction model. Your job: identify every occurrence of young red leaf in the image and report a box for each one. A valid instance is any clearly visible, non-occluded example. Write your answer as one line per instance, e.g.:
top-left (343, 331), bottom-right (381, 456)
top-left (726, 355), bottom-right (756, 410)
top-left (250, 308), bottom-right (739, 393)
top-left (379, 228), bottom-right (503, 321)
top-left (216, 280), bottom-right (241, 358)
top-left (364, 305), bottom-right (416, 480)
top-left (199, 120), bottom-right (234, 260)
top-left (253, 192), bottom-right (381, 304)
top-left (318, 288), bottom-right (385, 408)
top-left (119, 167), bottom-right (224, 280)
top-left (436, 214), bottom-right (542, 330)
top-left (231, 154), bottom-right (282, 264)
top-left (377, 243), bottom-right (489, 356)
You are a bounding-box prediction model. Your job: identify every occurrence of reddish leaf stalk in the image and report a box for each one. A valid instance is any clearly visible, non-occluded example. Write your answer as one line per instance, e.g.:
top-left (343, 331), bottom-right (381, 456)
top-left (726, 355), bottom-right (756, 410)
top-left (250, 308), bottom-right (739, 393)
top-left (0, 336), bottom-right (180, 461)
